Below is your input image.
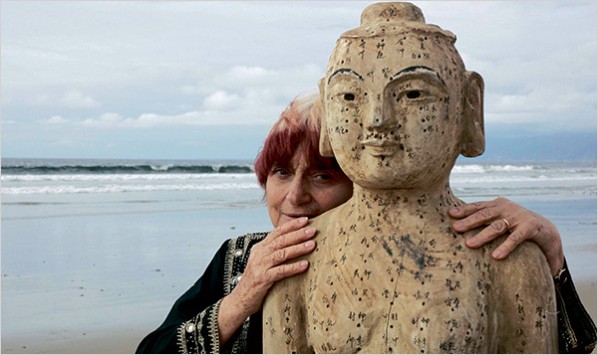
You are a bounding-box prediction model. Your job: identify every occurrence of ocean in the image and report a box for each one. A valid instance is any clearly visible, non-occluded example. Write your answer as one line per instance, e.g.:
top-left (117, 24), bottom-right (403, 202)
top-left (1, 158), bottom-right (596, 352)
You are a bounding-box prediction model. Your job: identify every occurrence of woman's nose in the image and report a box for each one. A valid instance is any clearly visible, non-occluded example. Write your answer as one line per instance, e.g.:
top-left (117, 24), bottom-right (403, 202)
top-left (286, 176), bottom-right (312, 205)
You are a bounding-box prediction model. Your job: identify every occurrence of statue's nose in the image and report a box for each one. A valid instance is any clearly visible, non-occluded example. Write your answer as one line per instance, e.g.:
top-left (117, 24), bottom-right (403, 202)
top-left (369, 116), bottom-right (383, 129)
top-left (366, 104), bottom-right (393, 131)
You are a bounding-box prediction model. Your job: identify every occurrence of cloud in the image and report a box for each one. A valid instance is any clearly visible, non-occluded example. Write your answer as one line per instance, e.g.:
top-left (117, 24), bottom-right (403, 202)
top-left (83, 112), bottom-right (124, 127)
top-left (42, 67), bottom-right (312, 128)
top-left (61, 90), bottom-right (100, 108)
top-left (202, 90), bottom-right (240, 110)
top-left (178, 63), bottom-right (322, 123)
top-left (27, 90), bottom-right (100, 108)
top-left (228, 66), bottom-right (268, 80)
top-left (2, 1), bottom-right (596, 159)
top-left (180, 65), bottom-right (275, 97)
top-left (46, 115), bottom-right (69, 124)
top-left (48, 105), bottom-right (277, 129)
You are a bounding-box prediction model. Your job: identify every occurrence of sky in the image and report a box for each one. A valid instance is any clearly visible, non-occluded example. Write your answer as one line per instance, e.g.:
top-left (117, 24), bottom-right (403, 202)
top-left (1, 1), bottom-right (596, 160)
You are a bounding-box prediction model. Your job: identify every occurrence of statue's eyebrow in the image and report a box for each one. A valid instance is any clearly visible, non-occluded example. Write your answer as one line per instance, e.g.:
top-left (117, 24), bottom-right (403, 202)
top-left (391, 66), bottom-right (446, 87)
top-left (327, 69), bottom-right (364, 84)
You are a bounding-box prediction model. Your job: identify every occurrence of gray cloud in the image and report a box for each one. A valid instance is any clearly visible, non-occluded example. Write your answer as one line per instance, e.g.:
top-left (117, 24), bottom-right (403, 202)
top-left (1, 0), bottom-right (595, 159)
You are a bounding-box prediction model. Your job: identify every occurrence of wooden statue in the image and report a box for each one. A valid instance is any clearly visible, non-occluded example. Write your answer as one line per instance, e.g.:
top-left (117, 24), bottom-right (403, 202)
top-left (263, 2), bottom-right (557, 353)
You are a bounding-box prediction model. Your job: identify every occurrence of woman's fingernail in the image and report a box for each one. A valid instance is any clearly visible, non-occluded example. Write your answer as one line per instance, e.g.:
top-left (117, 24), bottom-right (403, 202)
top-left (304, 240), bottom-right (315, 248)
top-left (300, 216), bottom-right (309, 222)
top-left (449, 207), bottom-right (459, 213)
top-left (454, 221), bottom-right (463, 229)
top-left (305, 227), bottom-right (316, 235)
top-left (492, 248), bottom-right (505, 259)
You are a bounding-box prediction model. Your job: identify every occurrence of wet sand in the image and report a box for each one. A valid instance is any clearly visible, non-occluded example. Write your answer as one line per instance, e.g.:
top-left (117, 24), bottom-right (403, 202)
top-left (2, 189), bottom-right (596, 354)
top-left (2, 277), bottom-right (595, 354)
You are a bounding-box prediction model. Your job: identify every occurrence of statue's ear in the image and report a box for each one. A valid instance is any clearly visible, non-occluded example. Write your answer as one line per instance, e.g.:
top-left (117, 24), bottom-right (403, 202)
top-left (460, 71), bottom-right (485, 157)
top-left (318, 78), bottom-right (334, 157)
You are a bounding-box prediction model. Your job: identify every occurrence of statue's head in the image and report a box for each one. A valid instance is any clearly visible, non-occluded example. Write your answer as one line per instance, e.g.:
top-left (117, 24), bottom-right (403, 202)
top-left (319, 2), bottom-right (484, 189)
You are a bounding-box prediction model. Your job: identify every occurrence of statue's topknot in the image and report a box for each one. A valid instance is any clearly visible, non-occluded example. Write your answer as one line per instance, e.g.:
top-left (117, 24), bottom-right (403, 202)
top-left (340, 2), bottom-right (455, 44)
top-left (360, 2), bottom-right (425, 25)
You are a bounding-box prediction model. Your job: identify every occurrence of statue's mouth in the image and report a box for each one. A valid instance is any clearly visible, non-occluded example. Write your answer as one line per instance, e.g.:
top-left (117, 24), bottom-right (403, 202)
top-left (360, 139), bottom-right (398, 157)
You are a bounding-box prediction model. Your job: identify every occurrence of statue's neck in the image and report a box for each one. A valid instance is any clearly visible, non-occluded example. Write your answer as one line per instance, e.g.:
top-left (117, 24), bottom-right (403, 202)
top-left (350, 179), bottom-right (461, 224)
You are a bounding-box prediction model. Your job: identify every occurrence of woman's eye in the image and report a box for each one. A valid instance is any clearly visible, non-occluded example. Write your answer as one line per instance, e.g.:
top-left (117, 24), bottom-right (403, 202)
top-left (272, 168), bottom-right (289, 176)
top-left (312, 172), bottom-right (334, 184)
top-left (315, 174), bottom-right (331, 181)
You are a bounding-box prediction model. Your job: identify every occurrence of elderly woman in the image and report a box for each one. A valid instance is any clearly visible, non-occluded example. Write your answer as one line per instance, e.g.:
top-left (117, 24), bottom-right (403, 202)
top-left (136, 92), bottom-right (595, 354)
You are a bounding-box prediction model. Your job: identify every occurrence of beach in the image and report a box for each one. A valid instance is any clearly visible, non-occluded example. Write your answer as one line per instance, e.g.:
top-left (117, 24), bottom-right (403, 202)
top-left (5, 283), bottom-right (595, 354)
top-left (1, 159), bottom-right (596, 353)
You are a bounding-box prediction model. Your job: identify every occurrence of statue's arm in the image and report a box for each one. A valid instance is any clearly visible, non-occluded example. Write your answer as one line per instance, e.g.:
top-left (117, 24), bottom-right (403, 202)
top-left (495, 244), bottom-right (558, 353)
top-left (262, 288), bottom-right (288, 353)
top-left (263, 279), bottom-right (310, 353)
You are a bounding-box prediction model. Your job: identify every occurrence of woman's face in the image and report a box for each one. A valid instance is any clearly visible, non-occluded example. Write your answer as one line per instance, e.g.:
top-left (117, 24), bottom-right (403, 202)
top-left (265, 150), bottom-right (353, 227)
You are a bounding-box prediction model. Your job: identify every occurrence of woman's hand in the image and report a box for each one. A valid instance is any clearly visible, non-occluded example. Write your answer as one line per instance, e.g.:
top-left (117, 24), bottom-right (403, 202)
top-left (448, 197), bottom-right (564, 276)
top-left (218, 217), bottom-right (316, 345)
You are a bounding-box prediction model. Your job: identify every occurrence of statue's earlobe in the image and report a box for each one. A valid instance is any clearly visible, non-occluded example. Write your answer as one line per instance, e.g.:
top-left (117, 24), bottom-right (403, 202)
top-left (318, 78), bottom-right (335, 157)
top-left (460, 71), bottom-right (485, 157)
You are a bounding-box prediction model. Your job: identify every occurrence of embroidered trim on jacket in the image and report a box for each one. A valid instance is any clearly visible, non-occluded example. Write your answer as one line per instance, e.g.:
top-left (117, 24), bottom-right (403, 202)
top-left (176, 232), bottom-right (267, 354)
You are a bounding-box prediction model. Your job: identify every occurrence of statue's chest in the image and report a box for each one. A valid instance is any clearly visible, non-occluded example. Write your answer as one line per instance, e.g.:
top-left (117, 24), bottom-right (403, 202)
top-left (304, 232), bottom-right (493, 353)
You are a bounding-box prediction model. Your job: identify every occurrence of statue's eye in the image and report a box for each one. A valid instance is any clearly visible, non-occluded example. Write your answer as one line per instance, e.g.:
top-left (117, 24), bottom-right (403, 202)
top-left (343, 93), bottom-right (356, 101)
top-left (406, 90), bottom-right (421, 99)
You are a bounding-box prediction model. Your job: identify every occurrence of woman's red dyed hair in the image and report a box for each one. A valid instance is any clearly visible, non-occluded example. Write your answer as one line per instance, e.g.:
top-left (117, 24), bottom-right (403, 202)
top-left (254, 92), bottom-right (344, 188)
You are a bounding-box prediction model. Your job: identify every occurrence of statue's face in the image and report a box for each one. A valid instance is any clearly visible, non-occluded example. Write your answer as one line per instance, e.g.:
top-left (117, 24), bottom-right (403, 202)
top-left (323, 33), bottom-right (464, 189)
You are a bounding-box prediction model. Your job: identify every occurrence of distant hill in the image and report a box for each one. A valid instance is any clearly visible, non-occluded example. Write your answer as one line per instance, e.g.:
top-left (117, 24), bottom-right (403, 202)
top-left (462, 128), bottom-right (597, 163)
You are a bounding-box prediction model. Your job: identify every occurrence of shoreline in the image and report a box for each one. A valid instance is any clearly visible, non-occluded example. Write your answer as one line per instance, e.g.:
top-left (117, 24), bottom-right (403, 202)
top-left (2, 162), bottom-right (595, 354)
top-left (3, 277), bottom-right (596, 354)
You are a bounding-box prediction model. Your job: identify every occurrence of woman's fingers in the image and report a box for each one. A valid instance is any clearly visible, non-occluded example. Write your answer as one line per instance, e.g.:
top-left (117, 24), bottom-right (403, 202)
top-left (490, 228), bottom-right (529, 260)
top-left (464, 218), bottom-right (511, 248)
top-left (271, 226), bottom-right (316, 252)
top-left (245, 218), bottom-right (317, 284)
top-left (267, 259), bottom-right (311, 283)
top-left (451, 197), bottom-right (522, 249)
top-left (271, 235), bottom-right (316, 261)
top-left (451, 203), bottom-right (500, 232)
top-left (228, 218), bottom-right (318, 316)
top-left (452, 197), bottom-right (564, 274)
top-left (449, 200), bottom-right (492, 218)
top-left (265, 216), bottom-right (309, 241)
top-left (451, 197), bottom-right (520, 234)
